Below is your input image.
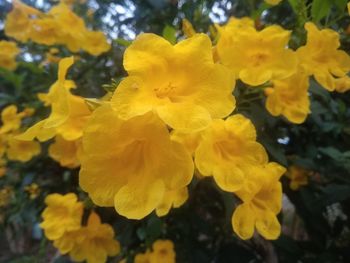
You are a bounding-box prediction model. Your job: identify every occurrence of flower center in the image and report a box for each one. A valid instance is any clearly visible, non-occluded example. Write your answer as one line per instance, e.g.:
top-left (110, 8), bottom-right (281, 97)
top-left (251, 52), bottom-right (269, 67)
top-left (154, 82), bottom-right (176, 99)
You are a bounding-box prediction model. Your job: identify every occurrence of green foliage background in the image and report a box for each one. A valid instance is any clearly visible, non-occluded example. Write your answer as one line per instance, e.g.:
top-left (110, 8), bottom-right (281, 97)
top-left (1, 0), bottom-right (350, 262)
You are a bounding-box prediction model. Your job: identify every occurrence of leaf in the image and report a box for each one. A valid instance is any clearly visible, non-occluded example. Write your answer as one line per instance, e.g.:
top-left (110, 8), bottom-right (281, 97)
top-left (115, 38), bottom-right (132, 47)
top-left (333, 0), bottom-right (348, 11)
top-left (311, 0), bottom-right (332, 22)
top-left (287, 0), bottom-right (299, 13)
top-left (162, 24), bottom-right (177, 45)
top-left (318, 147), bottom-right (343, 160)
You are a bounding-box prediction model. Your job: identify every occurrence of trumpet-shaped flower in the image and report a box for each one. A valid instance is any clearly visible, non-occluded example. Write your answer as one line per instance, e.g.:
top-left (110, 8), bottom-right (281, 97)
top-left (155, 187), bottom-right (189, 217)
top-left (296, 22), bottom-right (350, 91)
top-left (0, 41), bottom-right (20, 70)
top-left (149, 240), bottom-right (176, 263)
top-left (111, 33), bottom-right (235, 132)
top-left (6, 136), bottom-right (41, 162)
top-left (41, 193), bottom-right (83, 240)
top-left (79, 105), bottom-right (194, 219)
top-left (265, 71), bottom-right (310, 124)
top-left (195, 115), bottom-right (268, 192)
top-left (0, 105), bottom-right (30, 134)
top-left (17, 57), bottom-right (91, 142)
top-left (232, 163), bottom-right (285, 240)
top-left (55, 212), bottom-right (120, 263)
top-left (216, 23), bottom-right (297, 86)
top-left (287, 165), bottom-right (311, 190)
top-left (49, 136), bottom-right (81, 168)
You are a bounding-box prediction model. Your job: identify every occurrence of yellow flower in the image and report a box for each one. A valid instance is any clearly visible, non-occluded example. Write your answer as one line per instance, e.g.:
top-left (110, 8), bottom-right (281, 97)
top-left (4, 0), bottom-right (41, 42)
top-left (0, 159), bottom-right (6, 177)
top-left (24, 183), bottom-right (40, 199)
top-left (296, 22), bottom-right (350, 91)
top-left (6, 136), bottom-right (41, 162)
top-left (79, 105), bottom-right (194, 219)
top-left (30, 18), bottom-right (60, 46)
top-left (216, 23), bottom-right (297, 86)
top-left (348, 2), bottom-right (350, 16)
top-left (265, 0), bottom-right (282, 5)
top-left (81, 31), bottom-right (111, 56)
top-left (334, 75), bottom-right (350, 93)
top-left (155, 187), bottom-right (188, 217)
top-left (171, 130), bottom-right (202, 155)
top-left (194, 115), bottom-right (268, 192)
top-left (232, 163), bottom-right (285, 240)
top-left (287, 165), bottom-right (311, 190)
top-left (55, 212), bottom-right (120, 263)
top-left (41, 193), bottom-right (83, 240)
top-left (134, 251), bottom-right (152, 263)
top-left (182, 18), bottom-right (196, 38)
top-left (18, 57), bottom-right (91, 142)
top-left (0, 186), bottom-right (13, 207)
top-left (149, 240), bottom-right (176, 263)
top-left (265, 71), bottom-right (310, 124)
top-left (0, 105), bottom-right (28, 134)
top-left (0, 40), bottom-right (20, 70)
top-left (111, 33), bottom-right (235, 133)
top-left (49, 136), bottom-right (81, 168)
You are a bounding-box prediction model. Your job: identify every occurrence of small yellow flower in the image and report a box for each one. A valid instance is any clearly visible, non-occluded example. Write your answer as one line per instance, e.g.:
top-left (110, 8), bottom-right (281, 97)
top-left (24, 183), bottom-right (40, 199)
top-left (41, 193), bottom-right (83, 240)
top-left (265, 0), bottom-right (282, 5)
top-left (49, 136), bottom-right (81, 168)
top-left (0, 186), bottom-right (13, 207)
top-left (287, 165), bottom-right (311, 190)
top-left (6, 136), bottom-right (41, 162)
top-left (194, 115), bottom-right (268, 192)
top-left (79, 105), bottom-right (194, 219)
top-left (296, 22), bottom-right (350, 91)
top-left (55, 212), bottom-right (120, 263)
top-left (149, 240), bottom-right (176, 263)
top-left (81, 31), bottom-right (111, 56)
top-left (111, 33), bottom-right (235, 132)
top-left (265, 71), bottom-right (310, 124)
top-left (156, 187), bottom-right (188, 217)
top-left (0, 40), bottom-right (20, 70)
top-left (0, 105), bottom-right (28, 134)
top-left (216, 22), bottom-right (297, 86)
top-left (232, 163), bottom-right (285, 240)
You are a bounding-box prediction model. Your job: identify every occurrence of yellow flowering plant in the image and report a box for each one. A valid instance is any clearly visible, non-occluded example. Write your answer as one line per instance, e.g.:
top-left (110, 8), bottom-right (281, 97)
top-left (1, 0), bottom-right (350, 262)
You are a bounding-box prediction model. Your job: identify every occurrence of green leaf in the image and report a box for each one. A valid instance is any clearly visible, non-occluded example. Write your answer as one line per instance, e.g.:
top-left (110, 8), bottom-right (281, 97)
top-left (115, 38), bottom-right (132, 47)
top-left (333, 0), bottom-right (348, 11)
top-left (162, 25), bottom-right (177, 45)
top-left (311, 0), bottom-right (332, 22)
top-left (287, 0), bottom-right (299, 13)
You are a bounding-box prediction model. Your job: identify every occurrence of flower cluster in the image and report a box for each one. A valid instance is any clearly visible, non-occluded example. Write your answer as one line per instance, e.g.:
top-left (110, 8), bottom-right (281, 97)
top-left (216, 18), bottom-right (350, 123)
top-left (41, 193), bottom-right (120, 263)
top-left (0, 40), bottom-right (20, 70)
top-left (5, 0), bottom-right (110, 55)
top-left (133, 239), bottom-right (176, 263)
top-left (12, 4), bottom-right (350, 254)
